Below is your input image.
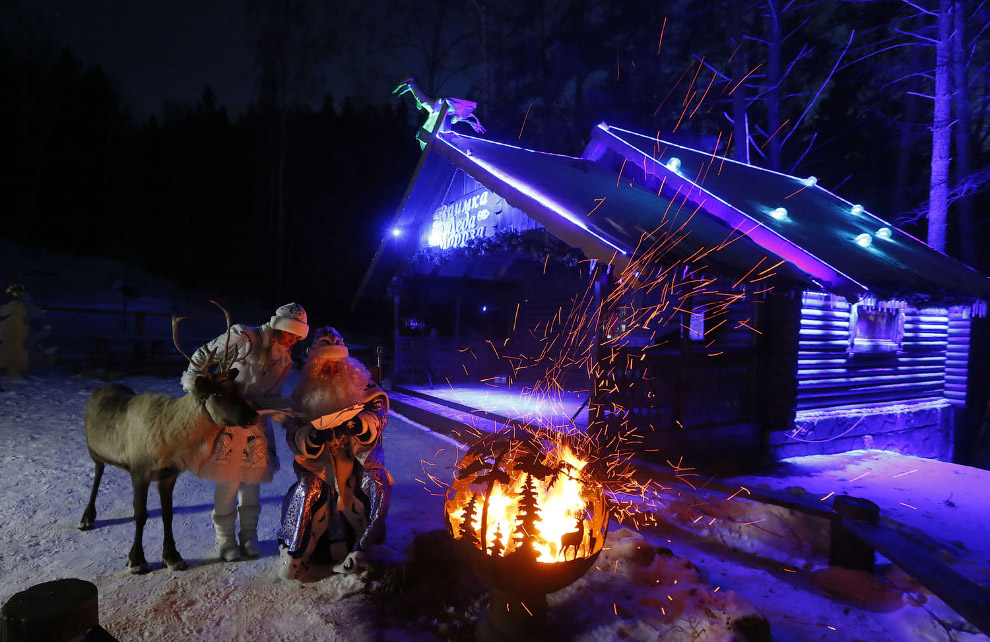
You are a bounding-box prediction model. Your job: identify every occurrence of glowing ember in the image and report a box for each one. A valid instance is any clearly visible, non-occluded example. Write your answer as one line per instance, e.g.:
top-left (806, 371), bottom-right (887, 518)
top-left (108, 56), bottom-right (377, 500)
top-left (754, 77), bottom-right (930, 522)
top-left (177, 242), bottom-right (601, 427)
top-left (444, 429), bottom-right (608, 566)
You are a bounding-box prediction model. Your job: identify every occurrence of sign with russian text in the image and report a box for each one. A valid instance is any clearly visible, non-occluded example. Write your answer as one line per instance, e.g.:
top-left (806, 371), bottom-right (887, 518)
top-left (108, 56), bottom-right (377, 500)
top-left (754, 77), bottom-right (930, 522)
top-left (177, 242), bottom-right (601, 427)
top-left (426, 189), bottom-right (505, 249)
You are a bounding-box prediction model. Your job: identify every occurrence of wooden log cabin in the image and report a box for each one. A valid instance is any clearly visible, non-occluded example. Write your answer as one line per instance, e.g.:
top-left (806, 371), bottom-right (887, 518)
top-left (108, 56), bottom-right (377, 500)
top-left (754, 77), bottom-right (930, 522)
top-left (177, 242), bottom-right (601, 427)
top-left (356, 113), bottom-right (990, 467)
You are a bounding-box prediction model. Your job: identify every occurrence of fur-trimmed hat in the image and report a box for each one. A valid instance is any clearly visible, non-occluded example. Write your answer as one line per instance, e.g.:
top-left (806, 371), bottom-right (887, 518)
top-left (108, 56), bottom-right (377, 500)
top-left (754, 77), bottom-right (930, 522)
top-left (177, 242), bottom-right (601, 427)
top-left (307, 326), bottom-right (349, 361)
top-left (270, 302), bottom-right (309, 338)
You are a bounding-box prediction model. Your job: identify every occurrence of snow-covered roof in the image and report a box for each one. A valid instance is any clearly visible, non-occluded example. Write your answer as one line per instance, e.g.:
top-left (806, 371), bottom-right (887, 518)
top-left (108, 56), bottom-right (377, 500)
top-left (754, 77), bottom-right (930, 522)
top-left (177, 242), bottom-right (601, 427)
top-left (362, 121), bottom-right (990, 308)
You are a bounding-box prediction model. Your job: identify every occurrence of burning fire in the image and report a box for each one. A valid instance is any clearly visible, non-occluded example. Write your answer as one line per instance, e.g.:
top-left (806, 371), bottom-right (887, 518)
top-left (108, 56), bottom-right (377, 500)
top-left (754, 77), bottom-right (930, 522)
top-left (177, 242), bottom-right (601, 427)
top-left (444, 430), bottom-right (608, 563)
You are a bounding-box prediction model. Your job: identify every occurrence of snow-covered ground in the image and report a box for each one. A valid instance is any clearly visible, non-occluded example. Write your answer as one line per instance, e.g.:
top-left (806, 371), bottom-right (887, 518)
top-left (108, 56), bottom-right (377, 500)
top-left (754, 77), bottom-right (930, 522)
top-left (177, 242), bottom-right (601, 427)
top-left (2, 370), bottom-right (989, 641)
top-left (3, 242), bottom-right (989, 640)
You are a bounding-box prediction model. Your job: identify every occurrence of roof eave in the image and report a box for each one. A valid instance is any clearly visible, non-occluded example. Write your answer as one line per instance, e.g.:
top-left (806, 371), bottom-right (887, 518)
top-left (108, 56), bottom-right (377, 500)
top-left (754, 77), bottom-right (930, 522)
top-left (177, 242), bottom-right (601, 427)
top-left (431, 132), bottom-right (632, 270)
top-left (589, 123), bottom-right (869, 301)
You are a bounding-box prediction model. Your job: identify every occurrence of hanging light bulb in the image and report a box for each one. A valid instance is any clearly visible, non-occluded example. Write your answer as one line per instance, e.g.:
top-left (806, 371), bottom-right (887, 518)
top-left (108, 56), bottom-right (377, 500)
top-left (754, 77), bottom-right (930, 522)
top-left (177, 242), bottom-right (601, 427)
top-left (851, 204), bottom-right (864, 216)
top-left (854, 233), bottom-right (872, 248)
top-left (665, 157), bottom-right (681, 172)
top-left (876, 227), bottom-right (892, 240)
top-left (768, 207), bottom-right (788, 221)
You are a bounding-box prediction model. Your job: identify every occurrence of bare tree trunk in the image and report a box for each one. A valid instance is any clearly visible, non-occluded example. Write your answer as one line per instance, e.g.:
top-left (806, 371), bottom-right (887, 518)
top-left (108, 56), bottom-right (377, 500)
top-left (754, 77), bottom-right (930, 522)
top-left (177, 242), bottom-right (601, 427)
top-left (951, 0), bottom-right (976, 265)
top-left (928, 0), bottom-right (953, 251)
top-left (732, 0), bottom-right (750, 163)
top-left (766, 0), bottom-right (782, 171)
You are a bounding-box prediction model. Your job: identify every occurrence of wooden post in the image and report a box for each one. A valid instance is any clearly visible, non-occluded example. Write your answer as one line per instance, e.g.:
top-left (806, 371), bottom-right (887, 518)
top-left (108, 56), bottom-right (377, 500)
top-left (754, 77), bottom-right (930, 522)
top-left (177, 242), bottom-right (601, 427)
top-left (830, 495), bottom-right (880, 571)
top-left (1, 578), bottom-right (116, 641)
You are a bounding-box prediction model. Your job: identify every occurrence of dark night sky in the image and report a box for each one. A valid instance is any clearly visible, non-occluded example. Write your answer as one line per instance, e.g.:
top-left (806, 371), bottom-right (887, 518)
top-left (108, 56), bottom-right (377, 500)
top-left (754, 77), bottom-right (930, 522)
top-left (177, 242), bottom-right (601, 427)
top-left (4, 0), bottom-right (259, 116)
top-left (1, 0), bottom-right (368, 118)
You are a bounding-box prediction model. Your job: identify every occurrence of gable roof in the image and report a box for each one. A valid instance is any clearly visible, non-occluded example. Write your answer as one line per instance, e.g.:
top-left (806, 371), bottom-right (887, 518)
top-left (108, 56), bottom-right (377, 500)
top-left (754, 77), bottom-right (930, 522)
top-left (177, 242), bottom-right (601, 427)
top-left (358, 121), bottom-right (990, 309)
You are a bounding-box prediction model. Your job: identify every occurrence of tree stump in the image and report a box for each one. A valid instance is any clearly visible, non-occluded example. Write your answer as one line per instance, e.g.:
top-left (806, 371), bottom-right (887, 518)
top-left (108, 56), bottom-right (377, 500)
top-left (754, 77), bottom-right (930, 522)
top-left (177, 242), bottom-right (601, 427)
top-left (830, 495), bottom-right (880, 572)
top-left (1, 579), bottom-right (111, 642)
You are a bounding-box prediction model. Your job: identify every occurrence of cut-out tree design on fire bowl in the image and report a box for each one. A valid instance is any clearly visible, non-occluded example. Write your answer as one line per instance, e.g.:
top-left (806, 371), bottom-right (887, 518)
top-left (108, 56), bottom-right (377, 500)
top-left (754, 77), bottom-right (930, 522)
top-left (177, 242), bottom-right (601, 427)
top-left (444, 427), bottom-right (609, 633)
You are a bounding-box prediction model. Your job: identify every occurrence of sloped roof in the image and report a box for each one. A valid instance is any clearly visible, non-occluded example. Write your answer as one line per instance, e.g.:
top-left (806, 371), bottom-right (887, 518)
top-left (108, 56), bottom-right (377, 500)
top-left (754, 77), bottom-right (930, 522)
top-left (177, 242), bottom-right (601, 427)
top-left (359, 121), bottom-right (990, 308)
top-left (588, 124), bottom-right (990, 305)
top-left (425, 130), bottom-right (816, 288)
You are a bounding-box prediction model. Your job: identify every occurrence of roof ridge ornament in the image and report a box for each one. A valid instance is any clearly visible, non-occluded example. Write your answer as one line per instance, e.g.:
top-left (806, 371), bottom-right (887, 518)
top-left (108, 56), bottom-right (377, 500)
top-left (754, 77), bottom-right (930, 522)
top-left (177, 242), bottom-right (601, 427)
top-left (393, 76), bottom-right (486, 142)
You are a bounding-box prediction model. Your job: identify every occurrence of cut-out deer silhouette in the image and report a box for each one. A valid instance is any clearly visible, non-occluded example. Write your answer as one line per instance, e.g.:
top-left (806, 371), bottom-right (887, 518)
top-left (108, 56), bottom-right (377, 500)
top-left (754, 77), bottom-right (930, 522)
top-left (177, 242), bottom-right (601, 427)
top-left (559, 516), bottom-right (585, 561)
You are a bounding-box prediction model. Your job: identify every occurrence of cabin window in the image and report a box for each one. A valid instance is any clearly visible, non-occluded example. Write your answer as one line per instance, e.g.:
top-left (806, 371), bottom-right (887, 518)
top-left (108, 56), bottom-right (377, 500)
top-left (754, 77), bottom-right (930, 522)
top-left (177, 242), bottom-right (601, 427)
top-left (848, 303), bottom-right (904, 354)
top-left (688, 309), bottom-right (705, 341)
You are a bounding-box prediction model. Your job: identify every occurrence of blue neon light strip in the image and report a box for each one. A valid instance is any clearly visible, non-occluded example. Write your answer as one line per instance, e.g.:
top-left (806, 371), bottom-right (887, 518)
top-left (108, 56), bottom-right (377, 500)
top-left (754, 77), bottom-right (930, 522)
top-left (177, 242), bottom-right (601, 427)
top-left (439, 135), bottom-right (628, 256)
top-left (597, 124), bottom-right (865, 294)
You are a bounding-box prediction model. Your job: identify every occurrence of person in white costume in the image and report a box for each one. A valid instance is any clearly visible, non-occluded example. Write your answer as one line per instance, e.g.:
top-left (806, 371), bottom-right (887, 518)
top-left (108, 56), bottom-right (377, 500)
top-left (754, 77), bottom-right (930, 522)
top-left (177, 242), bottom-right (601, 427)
top-left (181, 302), bottom-right (308, 561)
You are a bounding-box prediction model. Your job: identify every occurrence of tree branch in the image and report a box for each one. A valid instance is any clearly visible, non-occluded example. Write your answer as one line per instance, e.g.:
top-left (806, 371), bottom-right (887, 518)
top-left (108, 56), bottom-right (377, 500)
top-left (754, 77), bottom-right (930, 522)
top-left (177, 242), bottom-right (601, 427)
top-left (780, 29), bottom-right (855, 148)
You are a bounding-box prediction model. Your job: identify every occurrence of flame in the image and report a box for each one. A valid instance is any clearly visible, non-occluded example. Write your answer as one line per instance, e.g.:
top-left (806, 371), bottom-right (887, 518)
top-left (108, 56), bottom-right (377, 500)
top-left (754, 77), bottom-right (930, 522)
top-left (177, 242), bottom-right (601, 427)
top-left (447, 441), bottom-right (605, 563)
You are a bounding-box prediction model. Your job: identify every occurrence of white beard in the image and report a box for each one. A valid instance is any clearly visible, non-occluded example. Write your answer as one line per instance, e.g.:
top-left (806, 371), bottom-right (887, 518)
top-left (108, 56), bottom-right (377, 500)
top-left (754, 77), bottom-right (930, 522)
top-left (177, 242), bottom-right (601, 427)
top-left (291, 356), bottom-right (372, 420)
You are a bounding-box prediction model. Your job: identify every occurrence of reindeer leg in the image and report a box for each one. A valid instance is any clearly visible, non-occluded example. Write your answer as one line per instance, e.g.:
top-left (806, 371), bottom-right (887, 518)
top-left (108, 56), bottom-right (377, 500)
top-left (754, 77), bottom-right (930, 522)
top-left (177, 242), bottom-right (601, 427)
top-left (79, 461), bottom-right (104, 531)
top-left (159, 472), bottom-right (187, 571)
top-left (128, 473), bottom-right (151, 574)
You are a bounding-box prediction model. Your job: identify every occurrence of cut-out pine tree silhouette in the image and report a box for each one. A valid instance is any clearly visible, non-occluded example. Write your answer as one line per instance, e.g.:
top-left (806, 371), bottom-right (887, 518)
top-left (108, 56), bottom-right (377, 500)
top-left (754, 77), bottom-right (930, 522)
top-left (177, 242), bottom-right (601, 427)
top-left (511, 473), bottom-right (542, 559)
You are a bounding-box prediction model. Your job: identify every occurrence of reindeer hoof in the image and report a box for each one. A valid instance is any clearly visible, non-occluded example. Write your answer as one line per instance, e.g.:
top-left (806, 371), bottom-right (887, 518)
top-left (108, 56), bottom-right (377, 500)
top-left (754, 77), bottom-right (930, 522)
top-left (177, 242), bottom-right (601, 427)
top-left (128, 562), bottom-right (151, 575)
top-left (164, 557), bottom-right (187, 571)
top-left (78, 521), bottom-right (94, 531)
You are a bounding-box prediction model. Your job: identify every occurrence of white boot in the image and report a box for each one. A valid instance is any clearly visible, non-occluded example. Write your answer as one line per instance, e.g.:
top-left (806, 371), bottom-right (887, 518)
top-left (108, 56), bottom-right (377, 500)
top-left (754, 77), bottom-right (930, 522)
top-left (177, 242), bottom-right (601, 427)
top-left (212, 511), bottom-right (242, 562)
top-left (238, 504), bottom-right (261, 558)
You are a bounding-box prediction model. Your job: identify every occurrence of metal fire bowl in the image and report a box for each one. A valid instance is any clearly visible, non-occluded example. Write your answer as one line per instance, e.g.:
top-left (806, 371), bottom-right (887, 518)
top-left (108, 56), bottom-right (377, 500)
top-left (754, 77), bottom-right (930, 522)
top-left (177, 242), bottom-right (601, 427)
top-left (455, 537), bottom-right (602, 596)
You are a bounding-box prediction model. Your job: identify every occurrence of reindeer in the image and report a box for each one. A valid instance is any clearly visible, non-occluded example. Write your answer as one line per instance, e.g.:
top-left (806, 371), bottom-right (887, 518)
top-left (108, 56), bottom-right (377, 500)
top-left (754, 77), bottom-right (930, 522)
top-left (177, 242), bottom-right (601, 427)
top-left (79, 303), bottom-right (258, 574)
top-left (560, 515), bottom-right (586, 561)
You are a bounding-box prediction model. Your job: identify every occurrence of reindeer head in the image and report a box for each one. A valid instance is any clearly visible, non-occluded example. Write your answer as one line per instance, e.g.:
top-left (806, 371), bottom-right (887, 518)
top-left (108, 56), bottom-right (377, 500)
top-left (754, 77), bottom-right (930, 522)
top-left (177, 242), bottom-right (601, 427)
top-left (174, 301), bottom-right (259, 427)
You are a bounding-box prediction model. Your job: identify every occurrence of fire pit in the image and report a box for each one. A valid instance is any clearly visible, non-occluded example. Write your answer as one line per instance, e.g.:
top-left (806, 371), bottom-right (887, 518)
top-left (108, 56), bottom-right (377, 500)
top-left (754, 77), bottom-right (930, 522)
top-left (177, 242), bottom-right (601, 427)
top-left (444, 427), bottom-right (609, 636)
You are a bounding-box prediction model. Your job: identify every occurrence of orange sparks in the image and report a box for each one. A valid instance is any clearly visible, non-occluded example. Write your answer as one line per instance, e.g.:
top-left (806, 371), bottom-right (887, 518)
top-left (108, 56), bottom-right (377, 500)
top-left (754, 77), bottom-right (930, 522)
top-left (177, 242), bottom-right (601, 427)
top-left (820, 491), bottom-right (835, 501)
top-left (848, 471), bottom-right (870, 482)
top-left (657, 18), bottom-right (666, 54)
top-left (726, 486), bottom-right (750, 501)
top-left (760, 118), bottom-right (790, 149)
top-left (732, 256), bottom-right (766, 288)
top-left (900, 502), bottom-right (917, 510)
top-left (587, 197), bottom-right (607, 216)
top-left (784, 184), bottom-right (808, 199)
top-left (521, 602), bottom-right (533, 617)
top-left (892, 469), bottom-right (918, 478)
top-left (689, 72), bottom-right (717, 118)
top-left (518, 103), bottom-right (532, 140)
top-left (758, 259), bottom-right (786, 275)
top-left (728, 64), bottom-right (762, 95)
top-left (719, 131), bottom-right (732, 174)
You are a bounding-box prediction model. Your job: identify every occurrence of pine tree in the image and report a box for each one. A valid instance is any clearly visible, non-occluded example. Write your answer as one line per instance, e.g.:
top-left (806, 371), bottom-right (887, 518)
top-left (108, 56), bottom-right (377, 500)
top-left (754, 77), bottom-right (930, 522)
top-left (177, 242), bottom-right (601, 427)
top-left (489, 525), bottom-right (505, 557)
top-left (511, 473), bottom-right (541, 558)
top-left (458, 495), bottom-right (481, 548)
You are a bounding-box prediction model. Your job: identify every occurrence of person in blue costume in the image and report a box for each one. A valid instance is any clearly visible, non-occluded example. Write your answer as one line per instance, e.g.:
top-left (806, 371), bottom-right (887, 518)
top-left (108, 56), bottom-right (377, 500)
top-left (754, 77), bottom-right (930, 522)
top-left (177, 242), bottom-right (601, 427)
top-left (277, 326), bottom-right (391, 580)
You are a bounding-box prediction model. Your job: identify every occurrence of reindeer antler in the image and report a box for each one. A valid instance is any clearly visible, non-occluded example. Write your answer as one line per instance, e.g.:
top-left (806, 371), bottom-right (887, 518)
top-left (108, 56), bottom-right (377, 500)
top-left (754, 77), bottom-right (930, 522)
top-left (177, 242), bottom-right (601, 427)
top-left (209, 300), bottom-right (251, 376)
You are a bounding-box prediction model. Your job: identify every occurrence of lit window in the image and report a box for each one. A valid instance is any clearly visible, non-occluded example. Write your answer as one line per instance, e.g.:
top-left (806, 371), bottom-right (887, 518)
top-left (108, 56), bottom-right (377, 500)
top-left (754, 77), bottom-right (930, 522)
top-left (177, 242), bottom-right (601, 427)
top-left (848, 303), bottom-right (904, 354)
top-left (688, 309), bottom-right (705, 341)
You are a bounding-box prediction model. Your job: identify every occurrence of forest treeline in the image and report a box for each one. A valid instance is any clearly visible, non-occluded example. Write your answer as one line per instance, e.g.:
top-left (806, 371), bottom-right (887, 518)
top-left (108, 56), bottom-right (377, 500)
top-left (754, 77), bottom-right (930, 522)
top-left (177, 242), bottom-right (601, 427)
top-left (0, 42), bottom-right (420, 330)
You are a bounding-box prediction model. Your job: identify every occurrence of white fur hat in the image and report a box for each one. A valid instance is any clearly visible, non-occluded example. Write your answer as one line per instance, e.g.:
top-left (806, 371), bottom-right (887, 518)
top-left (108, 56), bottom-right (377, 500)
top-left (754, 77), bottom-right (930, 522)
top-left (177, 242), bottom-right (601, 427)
top-left (270, 302), bottom-right (309, 338)
top-left (307, 326), bottom-right (349, 361)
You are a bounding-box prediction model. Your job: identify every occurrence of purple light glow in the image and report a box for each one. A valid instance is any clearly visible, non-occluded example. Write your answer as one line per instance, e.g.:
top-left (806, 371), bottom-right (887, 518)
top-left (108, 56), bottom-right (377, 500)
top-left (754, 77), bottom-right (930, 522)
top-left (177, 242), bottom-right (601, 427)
top-left (592, 124), bottom-right (865, 296)
top-left (439, 136), bottom-right (628, 257)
